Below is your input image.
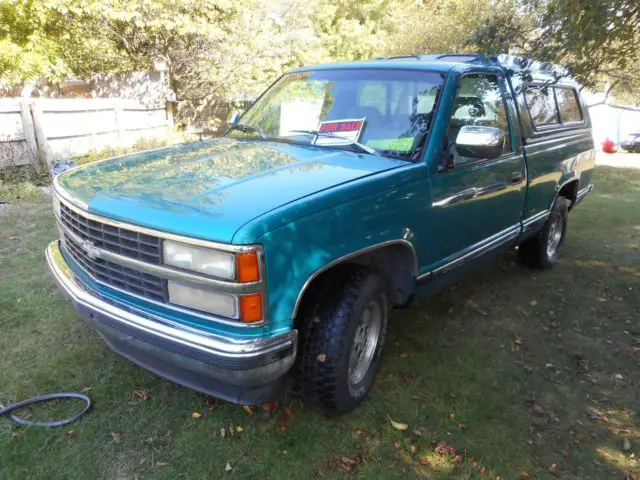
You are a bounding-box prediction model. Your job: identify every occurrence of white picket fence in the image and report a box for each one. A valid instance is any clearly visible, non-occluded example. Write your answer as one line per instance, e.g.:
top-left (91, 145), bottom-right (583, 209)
top-left (0, 97), bottom-right (173, 169)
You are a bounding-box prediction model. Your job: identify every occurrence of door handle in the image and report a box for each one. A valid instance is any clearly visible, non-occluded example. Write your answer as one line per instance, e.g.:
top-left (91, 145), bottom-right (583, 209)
top-left (511, 171), bottom-right (523, 184)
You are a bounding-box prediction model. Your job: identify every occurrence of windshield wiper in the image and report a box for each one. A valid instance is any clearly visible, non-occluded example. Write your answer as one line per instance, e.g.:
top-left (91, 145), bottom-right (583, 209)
top-left (289, 129), bottom-right (379, 156)
top-left (226, 123), bottom-right (268, 140)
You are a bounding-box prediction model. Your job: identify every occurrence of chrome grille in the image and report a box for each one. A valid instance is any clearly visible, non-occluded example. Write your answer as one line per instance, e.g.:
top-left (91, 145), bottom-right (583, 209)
top-left (63, 234), bottom-right (167, 302)
top-left (59, 203), bottom-right (162, 264)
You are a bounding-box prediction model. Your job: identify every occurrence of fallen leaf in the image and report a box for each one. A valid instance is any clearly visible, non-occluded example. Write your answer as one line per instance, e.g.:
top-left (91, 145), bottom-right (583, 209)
top-left (337, 455), bottom-right (359, 474)
top-left (155, 461), bottom-right (168, 468)
top-left (225, 462), bottom-right (232, 472)
top-left (66, 430), bottom-right (75, 439)
top-left (204, 396), bottom-right (222, 410)
top-left (192, 412), bottom-right (202, 419)
top-left (413, 429), bottom-right (423, 436)
top-left (434, 440), bottom-right (457, 456)
top-left (236, 425), bottom-right (243, 433)
top-left (11, 432), bottom-right (19, 439)
top-left (81, 387), bottom-right (92, 393)
top-left (262, 401), bottom-right (278, 415)
top-left (480, 466), bottom-right (487, 474)
top-left (243, 405), bottom-right (254, 416)
top-left (531, 405), bottom-right (546, 415)
top-left (111, 432), bottom-right (122, 442)
top-left (520, 471), bottom-right (531, 479)
top-left (133, 388), bottom-right (149, 400)
top-left (317, 353), bottom-right (327, 362)
top-left (220, 427), bottom-right (226, 438)
top-left (388, 416), bottom-right (409, 431)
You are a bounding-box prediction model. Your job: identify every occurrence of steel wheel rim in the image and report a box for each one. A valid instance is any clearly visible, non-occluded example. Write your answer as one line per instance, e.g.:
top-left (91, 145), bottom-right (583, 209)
top-left (547, 216), bottom-right (563, 258)
top-left (348, 300), bottom-right (382, 385)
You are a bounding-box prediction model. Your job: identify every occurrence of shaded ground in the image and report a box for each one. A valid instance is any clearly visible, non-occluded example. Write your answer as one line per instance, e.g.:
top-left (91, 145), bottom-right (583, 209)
top-left (0, 166), bottom-right (638, 479)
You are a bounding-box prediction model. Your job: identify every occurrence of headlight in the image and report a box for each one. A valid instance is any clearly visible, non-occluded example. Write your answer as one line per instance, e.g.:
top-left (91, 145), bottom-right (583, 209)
top-left (168, 281), bottom-right (238, 318)
top-left (163, 240), bottom-right (235, 279)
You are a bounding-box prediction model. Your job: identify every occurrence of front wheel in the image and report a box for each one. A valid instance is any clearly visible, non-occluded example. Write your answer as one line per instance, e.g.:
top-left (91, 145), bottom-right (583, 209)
top-left (518, 196), bottom-right (568, 269)
top-left (296, 268), bottom-right (388, 414)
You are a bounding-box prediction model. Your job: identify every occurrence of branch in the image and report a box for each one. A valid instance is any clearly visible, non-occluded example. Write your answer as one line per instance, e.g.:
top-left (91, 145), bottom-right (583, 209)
top-left (587, 79), bottom-right (620, 107)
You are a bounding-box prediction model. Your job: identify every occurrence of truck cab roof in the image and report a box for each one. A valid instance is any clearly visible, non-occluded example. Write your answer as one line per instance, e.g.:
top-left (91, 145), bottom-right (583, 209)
top-left (294, 53), bottom-right (575, 86)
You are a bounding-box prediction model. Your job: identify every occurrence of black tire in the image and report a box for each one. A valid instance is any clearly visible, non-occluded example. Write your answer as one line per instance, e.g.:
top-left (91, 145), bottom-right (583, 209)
top-left (296, 267), bottom-right (388, 414)
top-left (519, 196), bottom-right (568, 269)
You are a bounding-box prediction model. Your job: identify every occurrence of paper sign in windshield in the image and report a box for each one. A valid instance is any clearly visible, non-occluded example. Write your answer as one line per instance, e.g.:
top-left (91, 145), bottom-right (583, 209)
top-left (315, 118), bottom-right (365, 145)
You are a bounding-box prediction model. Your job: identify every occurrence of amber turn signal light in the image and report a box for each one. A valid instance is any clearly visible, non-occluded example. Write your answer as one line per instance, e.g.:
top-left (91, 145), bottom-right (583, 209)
top-left (236, 252), bottom-right (260, 282)
top-left (239, 293), bottom-right (263, 323)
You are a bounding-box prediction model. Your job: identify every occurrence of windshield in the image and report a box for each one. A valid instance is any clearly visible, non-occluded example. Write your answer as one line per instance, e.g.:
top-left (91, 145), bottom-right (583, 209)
top-left (227, 69), bottom-right (445, 159)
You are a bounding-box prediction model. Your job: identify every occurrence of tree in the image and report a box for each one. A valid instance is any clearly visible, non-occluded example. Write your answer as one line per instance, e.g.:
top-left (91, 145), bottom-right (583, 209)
top-left (470, 0), bottom-right (640, 100)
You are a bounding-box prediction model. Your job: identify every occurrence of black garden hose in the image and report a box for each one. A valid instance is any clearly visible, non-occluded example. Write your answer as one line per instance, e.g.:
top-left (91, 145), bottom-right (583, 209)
top-left (1, 392), bottom-right (91, 428)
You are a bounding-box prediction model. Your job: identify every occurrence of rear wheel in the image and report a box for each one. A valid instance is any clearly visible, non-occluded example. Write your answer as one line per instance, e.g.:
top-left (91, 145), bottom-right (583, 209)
top-left (519, 196), bottom-right (568, 269)
top-left (296, 268), bottom-right (388, 414)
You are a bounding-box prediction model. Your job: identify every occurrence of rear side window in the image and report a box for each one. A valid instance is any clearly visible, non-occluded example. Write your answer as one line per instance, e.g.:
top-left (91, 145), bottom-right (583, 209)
top-left (554, 88), bottom-right (582, 123)
top-left (525, 87), bottom-right (558, 127)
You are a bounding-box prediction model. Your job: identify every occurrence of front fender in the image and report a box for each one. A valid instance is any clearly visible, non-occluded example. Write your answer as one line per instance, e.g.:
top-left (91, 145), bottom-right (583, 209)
top-left (257, 204), bottom-right (417, 331)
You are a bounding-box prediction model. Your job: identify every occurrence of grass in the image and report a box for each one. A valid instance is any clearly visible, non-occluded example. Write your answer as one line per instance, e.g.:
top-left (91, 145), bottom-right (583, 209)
top-left (0, 166), bottom-right (638, 479)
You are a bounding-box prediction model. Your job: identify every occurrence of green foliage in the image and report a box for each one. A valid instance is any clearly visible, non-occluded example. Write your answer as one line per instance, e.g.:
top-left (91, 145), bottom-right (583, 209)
top-left (1, 0), bottom-right (638, 108)
top-left (0, 165), bottom-right (47, 203)
top-left (470, 0), bottom-right (640, 99)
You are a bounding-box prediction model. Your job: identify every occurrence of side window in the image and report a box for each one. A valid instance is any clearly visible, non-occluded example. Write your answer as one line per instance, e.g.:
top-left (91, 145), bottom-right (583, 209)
top-left (525, 87), bottom-right (559, 127)
top-left (447, 74), bottom-right (512, 165)
top-left (554, 87), bottom-right (583, 123)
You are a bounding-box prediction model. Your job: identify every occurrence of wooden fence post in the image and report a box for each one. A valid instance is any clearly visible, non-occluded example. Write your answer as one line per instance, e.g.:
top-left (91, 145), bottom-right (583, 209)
top-left (29, 100), bottom-right (54, 171)
top-left (166, 100), bottom-right (175, 130)
top-left (19, 98), bottom-right (38, 168)
top-left (114, 100), bottom-right (126, 146)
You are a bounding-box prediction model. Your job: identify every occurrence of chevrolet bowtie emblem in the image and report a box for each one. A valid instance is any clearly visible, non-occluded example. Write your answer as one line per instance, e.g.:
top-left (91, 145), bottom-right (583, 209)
top-left (81, 240), bottom-right (100, 260)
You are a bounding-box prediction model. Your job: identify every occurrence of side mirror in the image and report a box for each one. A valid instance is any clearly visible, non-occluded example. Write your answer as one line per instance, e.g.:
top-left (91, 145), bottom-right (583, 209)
top-left (227, 110), bottom-right (241, 126)
top-left (455, 125), bottom-right (505, 159)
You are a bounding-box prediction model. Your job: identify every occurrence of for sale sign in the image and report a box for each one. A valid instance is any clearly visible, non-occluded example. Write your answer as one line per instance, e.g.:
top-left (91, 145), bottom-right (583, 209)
top-left (314, 118), bottom-right (366, 145)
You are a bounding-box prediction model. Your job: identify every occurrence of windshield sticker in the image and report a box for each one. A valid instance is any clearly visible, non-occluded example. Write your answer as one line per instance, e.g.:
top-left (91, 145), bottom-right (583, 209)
top-left (314, 118), bottom-right (365, 145)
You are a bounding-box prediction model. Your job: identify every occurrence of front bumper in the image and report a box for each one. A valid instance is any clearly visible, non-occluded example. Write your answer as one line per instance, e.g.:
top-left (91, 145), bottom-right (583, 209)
top-left (45, 241), bottom-right (297, 405)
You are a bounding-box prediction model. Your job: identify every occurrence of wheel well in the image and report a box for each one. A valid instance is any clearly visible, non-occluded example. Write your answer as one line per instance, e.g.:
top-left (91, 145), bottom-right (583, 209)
top-left (293, 244), bottom-right (416, 323)
top-left (558, 179), bottom-right (579, 206)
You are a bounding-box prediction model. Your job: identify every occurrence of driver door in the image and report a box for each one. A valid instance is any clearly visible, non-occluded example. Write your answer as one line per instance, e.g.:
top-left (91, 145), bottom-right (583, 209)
top-left (424, 72), bottom-right (527, 272)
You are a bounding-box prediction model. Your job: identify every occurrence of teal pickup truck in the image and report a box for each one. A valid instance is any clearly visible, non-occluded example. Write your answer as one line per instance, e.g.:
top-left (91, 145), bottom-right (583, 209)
top-left (46, 54), bottom-right (595, 413)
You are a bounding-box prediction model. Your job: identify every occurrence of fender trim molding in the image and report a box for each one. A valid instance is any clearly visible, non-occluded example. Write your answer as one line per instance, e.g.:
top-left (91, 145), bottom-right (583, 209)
top-left (291, 239), bottom-right (418, 319)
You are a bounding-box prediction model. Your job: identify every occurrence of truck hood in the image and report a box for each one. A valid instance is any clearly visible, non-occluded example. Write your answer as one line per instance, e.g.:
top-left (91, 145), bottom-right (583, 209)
top-left (56, 138), bottom-right (407, 243)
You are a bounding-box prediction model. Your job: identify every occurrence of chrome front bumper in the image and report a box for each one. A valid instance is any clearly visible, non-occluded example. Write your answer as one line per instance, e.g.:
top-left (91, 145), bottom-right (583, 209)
top-left (45, 241), bottom-right (297, 405)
